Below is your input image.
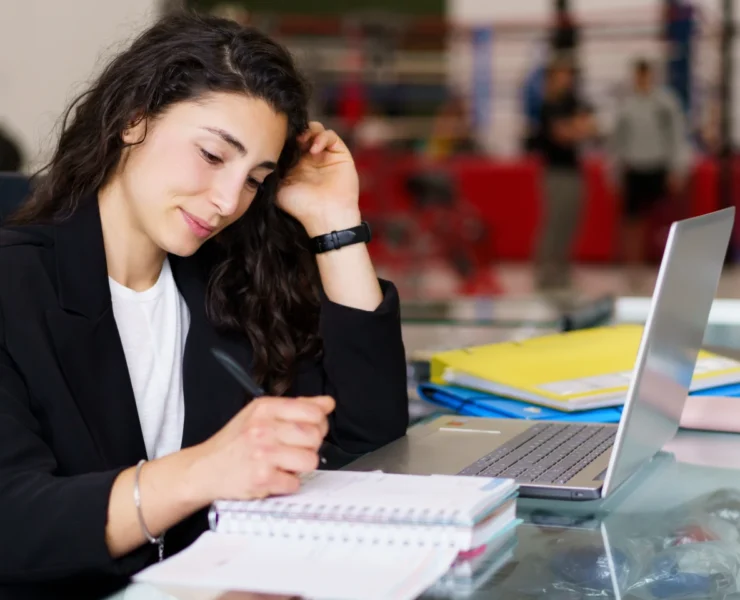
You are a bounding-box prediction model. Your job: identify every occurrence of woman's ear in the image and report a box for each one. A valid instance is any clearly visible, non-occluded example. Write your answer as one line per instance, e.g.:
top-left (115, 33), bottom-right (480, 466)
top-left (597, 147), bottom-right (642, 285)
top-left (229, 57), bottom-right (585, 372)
top-left (122, 115), bottom-right (147, 145)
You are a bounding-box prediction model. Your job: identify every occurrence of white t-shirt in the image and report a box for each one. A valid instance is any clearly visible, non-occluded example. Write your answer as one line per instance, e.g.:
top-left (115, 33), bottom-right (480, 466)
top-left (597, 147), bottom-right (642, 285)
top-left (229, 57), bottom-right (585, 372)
top-left (109, 258), bottom-right (189, 460)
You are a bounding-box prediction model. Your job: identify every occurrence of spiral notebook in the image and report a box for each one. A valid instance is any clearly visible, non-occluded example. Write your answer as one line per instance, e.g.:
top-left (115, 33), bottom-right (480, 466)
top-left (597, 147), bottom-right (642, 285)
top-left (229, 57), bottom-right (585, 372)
top-left (135, 471), bottom-right (518, 600)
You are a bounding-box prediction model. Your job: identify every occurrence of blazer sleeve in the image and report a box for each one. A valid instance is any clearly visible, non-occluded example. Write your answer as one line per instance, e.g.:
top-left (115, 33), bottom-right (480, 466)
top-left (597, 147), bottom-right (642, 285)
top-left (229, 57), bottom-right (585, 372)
top-left (290, 279), bottom-right (409, 459)
top-left (0, 306), bottom-right (155, 582)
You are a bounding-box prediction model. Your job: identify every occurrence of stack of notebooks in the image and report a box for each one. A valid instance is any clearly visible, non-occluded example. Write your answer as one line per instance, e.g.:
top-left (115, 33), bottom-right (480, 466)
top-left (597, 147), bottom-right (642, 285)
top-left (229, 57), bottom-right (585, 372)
top-left (421, 324), bottom-right (740, 422)
top-left (427, 523), bottom-right (518, 596)
top-left (135, 470), bottom-right (519, 600)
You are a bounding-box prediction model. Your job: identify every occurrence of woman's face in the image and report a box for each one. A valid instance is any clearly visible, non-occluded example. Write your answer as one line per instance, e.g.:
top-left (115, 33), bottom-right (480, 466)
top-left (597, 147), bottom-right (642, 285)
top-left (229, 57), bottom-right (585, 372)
top-left (118, 91), bottom-right (288, 256)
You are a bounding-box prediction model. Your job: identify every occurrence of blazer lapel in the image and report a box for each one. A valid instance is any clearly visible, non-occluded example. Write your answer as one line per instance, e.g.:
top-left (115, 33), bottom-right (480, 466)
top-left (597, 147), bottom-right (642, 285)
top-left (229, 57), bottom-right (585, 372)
top-left (46, 198), bottom-right (251, 466)
top-left (46, 199), bottom-right (147, 468)
top-left (170, 253), bottom-right (251, 449)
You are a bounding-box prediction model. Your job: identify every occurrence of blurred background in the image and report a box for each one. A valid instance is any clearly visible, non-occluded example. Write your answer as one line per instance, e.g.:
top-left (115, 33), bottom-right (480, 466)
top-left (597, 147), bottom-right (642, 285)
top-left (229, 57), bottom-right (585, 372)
top-left (1, 0), bottom-right (739, 301)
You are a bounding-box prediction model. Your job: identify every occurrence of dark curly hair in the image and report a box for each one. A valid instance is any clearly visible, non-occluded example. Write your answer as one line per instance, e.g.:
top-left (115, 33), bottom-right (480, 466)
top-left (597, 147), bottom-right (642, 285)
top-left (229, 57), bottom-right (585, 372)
top-left (8, 12), bottom-right (321, 395)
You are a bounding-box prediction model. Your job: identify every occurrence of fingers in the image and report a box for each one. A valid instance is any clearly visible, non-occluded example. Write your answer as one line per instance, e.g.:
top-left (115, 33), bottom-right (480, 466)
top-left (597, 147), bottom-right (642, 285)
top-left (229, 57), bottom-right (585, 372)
top-left (274, 419), bottom-right (325, 450)
top-left (241, 395), bottom-right (333, 493)
top-left (297, 121), bottom-right (345, 154)
top-left (297, 121), bottom-right (322, 141)
top-left (251, 463), bottom-right (302, 497)
top-left (296, 122), bottom-right (322, 150)
top-left (246, 396), bottom-right (332, 447)
top-left (301, 395), bottom-right (336, 415)
top-left (292, 396), bottom-right (332, 439)
top-left (309, 129), bottom-right (341, 154)
top-left (253, 396), bottom-right (328, 425)
top-left (268, 445), bottom-right (320, 473)
top-left (299, 121), bottom-right (325, 138)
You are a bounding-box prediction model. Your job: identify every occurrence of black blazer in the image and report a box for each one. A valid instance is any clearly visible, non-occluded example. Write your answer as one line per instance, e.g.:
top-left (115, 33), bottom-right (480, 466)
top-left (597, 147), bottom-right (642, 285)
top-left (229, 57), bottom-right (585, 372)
top-left (0, 199), bottom-right (409, 599)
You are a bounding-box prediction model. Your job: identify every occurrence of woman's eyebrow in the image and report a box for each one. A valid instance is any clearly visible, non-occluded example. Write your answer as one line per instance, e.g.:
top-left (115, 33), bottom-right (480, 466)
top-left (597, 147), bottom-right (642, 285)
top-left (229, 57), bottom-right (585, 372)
top-left (201, 127), bottom-right (278, 169)
top-left (201, 126), bottom-right (246, 154)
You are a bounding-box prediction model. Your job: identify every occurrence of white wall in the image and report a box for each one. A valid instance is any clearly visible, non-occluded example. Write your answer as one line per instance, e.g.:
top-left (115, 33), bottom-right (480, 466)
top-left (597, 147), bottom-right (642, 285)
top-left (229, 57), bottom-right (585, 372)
top-left (0, 0), bottom-right (160, 171)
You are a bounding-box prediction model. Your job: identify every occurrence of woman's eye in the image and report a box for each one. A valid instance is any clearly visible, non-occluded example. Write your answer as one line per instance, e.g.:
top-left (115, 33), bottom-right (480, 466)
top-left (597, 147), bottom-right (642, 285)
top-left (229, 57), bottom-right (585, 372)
top-left (246, 177), bottom-right (262, 191)
top-left (200, 148), bottom-right (222, 164)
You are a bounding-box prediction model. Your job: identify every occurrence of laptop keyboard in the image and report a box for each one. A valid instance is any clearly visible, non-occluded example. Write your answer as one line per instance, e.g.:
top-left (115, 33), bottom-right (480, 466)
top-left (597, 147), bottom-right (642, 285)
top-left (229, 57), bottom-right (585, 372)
top-left (457, 423), bottom-right (617, 484)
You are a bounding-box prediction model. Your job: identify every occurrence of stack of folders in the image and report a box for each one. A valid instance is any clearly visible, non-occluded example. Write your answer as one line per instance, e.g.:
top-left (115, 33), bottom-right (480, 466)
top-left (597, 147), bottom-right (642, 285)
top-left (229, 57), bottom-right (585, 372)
top-left (417, 381), bottom-right (740, 425)
top-left (418, 382), bottom-right (624, 423)
top-left (135, 470), bottom-right (520, 600)
top-left (429, 324), bottom-right (740, 414)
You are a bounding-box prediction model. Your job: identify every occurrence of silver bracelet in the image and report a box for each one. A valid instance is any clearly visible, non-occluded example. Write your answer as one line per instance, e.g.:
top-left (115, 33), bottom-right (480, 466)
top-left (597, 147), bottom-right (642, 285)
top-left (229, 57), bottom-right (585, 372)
top-left (134, 459), bottom-right (165, 555)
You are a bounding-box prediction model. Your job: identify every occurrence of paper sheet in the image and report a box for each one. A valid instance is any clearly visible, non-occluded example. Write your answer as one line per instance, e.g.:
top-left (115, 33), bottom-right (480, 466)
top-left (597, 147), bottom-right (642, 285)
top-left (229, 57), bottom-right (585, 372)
top-left (134, 531), bottom-right (458, 600)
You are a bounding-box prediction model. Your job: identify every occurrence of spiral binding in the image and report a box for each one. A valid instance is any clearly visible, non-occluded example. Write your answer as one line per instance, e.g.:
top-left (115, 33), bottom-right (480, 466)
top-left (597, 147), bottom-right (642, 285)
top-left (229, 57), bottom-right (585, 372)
top-left (208, 500), bottom-right (467, 548)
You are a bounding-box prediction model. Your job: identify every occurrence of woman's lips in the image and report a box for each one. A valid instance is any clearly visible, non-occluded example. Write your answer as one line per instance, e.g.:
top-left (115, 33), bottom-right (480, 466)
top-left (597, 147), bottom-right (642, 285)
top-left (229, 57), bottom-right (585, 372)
top-left (180, 209), bottom-right (215, 239)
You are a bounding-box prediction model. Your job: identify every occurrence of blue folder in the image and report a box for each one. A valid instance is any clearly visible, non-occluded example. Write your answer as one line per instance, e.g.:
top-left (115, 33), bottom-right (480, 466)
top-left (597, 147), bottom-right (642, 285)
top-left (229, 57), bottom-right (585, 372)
top-left (691, 382), bottom-right (740, 396)
top-left (417, 381), bottom-right (740, 424)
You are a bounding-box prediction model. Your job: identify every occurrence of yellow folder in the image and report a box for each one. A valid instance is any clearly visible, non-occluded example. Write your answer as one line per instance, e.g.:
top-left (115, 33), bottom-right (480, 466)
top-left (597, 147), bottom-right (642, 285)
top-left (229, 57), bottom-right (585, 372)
top-left (430, 324), bottom-right (740, 411)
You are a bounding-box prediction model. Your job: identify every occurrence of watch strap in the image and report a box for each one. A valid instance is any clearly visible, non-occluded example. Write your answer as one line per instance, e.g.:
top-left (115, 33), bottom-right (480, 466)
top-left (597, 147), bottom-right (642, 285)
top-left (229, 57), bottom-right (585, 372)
top-left (311, 221), bottom-right (371, 254)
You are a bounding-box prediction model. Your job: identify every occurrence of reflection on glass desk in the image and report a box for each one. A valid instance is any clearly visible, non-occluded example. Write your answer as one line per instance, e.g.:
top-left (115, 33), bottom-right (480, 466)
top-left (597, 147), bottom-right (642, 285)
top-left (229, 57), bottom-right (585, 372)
top-left (471, 480), bottom-right (740, 599)
top-left (446, 442), bottom-right (740, 600)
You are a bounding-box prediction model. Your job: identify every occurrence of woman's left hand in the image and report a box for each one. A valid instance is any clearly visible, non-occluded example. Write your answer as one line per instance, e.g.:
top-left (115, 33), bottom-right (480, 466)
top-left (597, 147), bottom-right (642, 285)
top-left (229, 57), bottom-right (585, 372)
top-left (277, 121), bottom-right (361, 237)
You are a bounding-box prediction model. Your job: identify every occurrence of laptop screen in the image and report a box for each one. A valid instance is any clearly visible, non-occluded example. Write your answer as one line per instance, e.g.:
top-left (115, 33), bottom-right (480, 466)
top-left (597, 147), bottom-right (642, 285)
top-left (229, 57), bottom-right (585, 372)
top-left (602, 208), bottom-right (735, 497)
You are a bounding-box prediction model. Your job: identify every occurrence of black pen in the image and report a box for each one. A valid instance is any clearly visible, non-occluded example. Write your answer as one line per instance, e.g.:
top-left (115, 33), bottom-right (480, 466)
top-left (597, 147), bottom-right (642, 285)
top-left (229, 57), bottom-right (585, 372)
top-left (211, 347), bottom-right (266, 397)
top-left (210, 348), bottom-right (327, 465)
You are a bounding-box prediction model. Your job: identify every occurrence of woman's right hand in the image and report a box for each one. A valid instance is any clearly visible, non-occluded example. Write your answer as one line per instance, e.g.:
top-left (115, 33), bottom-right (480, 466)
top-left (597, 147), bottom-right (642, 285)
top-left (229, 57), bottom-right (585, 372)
top-left (189, 395), bottom-right (335, 504)
top-left (106, 395), bottom-right (334, 559)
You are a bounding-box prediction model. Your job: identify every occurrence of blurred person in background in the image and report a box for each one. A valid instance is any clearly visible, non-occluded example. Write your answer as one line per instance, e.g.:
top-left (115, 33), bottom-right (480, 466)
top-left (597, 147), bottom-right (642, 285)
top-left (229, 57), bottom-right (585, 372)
top-left (609, 58), bottom-right (688, 289)
top-left (534, 57), bottom-right (595, 294)
top-left (426, 95), bottom-right (480, 159)
top-left (521, 61), bottom-right (546, 153)
top-left (399, 96), bottom-right (496, 295)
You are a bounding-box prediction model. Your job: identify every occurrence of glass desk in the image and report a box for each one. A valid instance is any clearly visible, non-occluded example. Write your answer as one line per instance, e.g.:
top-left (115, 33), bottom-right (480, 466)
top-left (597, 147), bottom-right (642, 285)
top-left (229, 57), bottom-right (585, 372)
top-left (108, 297), bottom-right (740, 600)
top-left (400, 294), bottom-right (615, 331)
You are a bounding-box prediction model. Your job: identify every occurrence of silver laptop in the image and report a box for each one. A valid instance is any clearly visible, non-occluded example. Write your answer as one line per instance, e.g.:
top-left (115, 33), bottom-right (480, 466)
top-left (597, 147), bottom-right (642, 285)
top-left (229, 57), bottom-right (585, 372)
top-left (348, 208), bottom-right (735, 500)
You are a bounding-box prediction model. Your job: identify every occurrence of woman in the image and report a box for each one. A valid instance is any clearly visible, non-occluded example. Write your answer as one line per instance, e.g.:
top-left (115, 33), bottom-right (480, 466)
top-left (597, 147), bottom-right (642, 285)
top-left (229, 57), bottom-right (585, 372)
top-left (0, 12), bottom-right (408, 599)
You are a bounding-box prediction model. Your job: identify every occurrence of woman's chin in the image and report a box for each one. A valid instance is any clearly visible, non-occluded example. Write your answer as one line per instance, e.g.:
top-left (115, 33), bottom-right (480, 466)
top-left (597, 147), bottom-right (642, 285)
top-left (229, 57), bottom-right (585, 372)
top-left (159, 234), bottom-right (205, 258)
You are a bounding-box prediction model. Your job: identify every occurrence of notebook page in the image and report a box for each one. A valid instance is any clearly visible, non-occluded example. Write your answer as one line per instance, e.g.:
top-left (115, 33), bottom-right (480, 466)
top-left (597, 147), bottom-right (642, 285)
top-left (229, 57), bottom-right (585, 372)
top-left (134, 531), bottom-right (458, 600)
top-left (213, 471), bottom-right (514, 528)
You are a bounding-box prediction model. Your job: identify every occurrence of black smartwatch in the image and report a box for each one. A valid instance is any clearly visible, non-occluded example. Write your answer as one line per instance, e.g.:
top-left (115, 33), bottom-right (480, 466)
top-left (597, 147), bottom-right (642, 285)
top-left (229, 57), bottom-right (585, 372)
top-left (311, 221), bottom-right (372, 254)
